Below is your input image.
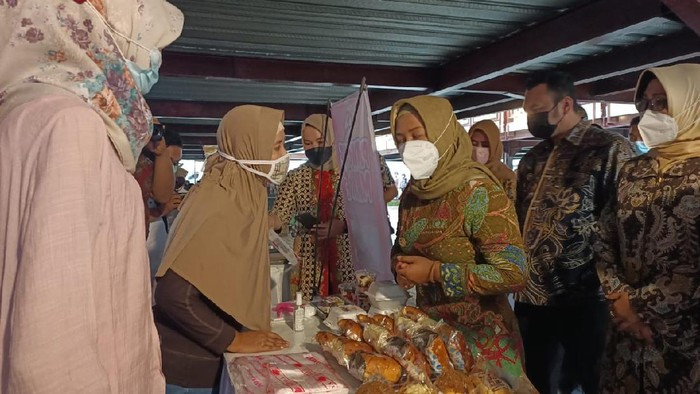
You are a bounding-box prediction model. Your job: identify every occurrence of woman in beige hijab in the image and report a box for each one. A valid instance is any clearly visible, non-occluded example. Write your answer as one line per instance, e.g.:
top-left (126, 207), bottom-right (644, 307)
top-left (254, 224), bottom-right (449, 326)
top-left (468, 120), bottom-right (517, 201)
top-left (154, 105), bottom-right (290, 391)
top-left (0, 1), bottom-right (181, 392)
top-left (596, 63), bottom-right (700, 393)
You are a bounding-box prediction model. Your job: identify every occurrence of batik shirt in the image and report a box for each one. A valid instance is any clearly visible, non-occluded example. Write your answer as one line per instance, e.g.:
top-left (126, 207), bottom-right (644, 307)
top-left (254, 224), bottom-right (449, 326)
top-left (595, 156), bottom-right (700, 393)
top-left (515, 121), bottom-right (635, 306)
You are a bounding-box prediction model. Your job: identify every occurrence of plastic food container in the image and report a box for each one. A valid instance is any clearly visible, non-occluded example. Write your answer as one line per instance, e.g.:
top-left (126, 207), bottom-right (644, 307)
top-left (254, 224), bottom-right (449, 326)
top-left (367, 281), bottom-right (409, 312)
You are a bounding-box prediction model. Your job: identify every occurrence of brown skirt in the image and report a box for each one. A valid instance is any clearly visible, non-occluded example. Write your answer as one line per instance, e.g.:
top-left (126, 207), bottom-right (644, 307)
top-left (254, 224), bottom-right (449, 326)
top-left (154, 270), bottom-right (240, 388)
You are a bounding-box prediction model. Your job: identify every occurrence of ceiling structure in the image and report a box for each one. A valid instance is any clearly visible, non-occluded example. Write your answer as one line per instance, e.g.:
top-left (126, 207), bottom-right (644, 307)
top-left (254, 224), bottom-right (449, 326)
top-left (146, 0), bottom-right (700, 160)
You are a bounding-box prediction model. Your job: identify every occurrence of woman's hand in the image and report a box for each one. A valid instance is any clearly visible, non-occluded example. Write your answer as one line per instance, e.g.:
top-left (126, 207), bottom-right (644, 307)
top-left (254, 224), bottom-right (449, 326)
top-left (161, 193), bottom-right (182, 217)
top-left (227, 330), bottom-right (289, 353)
top-left (148, 138), bottom-right (167, 157)
top-left (312, 219), bottom-right (345, 239)
top-left (395, 255), bottom-right (440, 285)
top-left (607, 291), bottom-right (653, 345)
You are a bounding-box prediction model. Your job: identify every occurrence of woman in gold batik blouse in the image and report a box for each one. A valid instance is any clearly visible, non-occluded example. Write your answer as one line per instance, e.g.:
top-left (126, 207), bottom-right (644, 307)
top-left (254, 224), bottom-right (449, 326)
top-left (391, 96), bottom-right (527, 378)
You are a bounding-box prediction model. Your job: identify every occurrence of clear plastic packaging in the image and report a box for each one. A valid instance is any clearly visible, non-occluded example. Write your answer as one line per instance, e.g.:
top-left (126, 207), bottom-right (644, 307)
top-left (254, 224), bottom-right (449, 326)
top-left (395, 316), bottom-right (452, 377)
top-left (348, 351), bottom-right (402, 384)
top-left (337, 319), bottom-right (364, 342)
top-left (361, 323), bottom-right (392, 353)
top-left (382, 336), bottom-right (432, 383)
top-left (229, 352), bottom-right (350, 394)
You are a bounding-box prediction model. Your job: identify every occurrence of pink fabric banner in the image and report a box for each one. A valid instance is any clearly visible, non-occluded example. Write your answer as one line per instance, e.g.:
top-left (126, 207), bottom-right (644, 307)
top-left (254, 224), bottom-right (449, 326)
top-left (331, 91), bottom-right (393, 281)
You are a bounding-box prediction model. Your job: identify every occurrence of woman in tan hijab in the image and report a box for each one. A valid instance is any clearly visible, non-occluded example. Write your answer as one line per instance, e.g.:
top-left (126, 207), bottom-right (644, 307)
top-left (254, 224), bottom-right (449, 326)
top-left (154, 105), bottom-right (290, 391)
top-left (468, 120), bottom-right (517, 201)
top-left (391, 96), bottom-right (528, 379)
top-left (596, 63), bottom-right (700, 393)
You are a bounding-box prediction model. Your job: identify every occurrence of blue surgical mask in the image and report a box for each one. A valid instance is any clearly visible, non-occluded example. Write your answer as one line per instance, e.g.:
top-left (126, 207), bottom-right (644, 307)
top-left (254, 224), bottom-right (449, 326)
top-left (633, 141), bottom-right (650, 155)
top-left (86, 1), bottom-right (161, 94)
top-left (126, 50), bottom-right (162, 95)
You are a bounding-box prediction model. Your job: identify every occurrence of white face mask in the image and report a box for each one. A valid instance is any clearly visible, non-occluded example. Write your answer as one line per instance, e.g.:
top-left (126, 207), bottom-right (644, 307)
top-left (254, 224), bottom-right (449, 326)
top-left (218, 150), bottom-right (290, 185)
top-left (638, 110), bottom-right (679, 148)
top-left (398, 116), bottom-right (451, 180)
top-left (473, 147), bottom-right (490, 164)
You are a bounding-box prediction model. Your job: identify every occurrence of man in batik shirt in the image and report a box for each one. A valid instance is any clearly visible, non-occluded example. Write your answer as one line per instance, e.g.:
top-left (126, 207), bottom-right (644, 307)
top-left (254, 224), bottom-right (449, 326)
top-left (514, 71), bottom-right (635, 394)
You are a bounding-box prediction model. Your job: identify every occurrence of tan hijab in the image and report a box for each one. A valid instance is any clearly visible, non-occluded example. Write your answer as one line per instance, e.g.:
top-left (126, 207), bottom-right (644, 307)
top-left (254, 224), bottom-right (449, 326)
top-left (303, 114), bottom-right (339, 170)
top-left (468, 120), bottom-right (516, 189)
top-left (390, 96), bottom-right (498, 200)
top-left (157, 105), bottom-right (284, 331)
top-left (636, 63), bottom-right (700, 170)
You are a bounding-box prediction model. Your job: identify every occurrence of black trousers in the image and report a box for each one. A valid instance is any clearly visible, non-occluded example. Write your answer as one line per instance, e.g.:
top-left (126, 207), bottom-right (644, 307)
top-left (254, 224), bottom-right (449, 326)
top-left (515, 300), bottom-right (609, 394)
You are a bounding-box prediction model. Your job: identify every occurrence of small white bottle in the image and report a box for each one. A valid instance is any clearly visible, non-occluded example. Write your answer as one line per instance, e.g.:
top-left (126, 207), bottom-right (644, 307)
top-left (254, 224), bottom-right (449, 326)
top-left (293, 291), bottom-right (304, 332)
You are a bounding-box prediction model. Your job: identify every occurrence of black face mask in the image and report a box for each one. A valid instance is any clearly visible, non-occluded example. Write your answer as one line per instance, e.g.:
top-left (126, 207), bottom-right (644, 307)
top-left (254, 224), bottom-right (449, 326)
top-left (305, 146), bottom-right (333, 167)
top-left (527, 103), bottom-right (562, 140)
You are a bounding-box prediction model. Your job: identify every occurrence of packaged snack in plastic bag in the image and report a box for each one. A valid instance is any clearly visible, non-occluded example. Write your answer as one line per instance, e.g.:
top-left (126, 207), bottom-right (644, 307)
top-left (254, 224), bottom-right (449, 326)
top-left (397, 381), bottom-right (439, 394)
top-left (394, 316), bottom-right (452, 376)
top-left (337, 319), bottom-right (364, 342)
top-left (316, 331), bottom-right (373, 367)
top-left (371, 314), bottom-right (396, 334)
top-left (382, 336), bottom-right (431, 383)
top-left (434, 368), bottom-right (471, 394)
top-left (229, 352), bottom-right (350, 394)
top-left (348, 352), bottom-right (402, 384)
top-left (400, 306), bottom-right (431, 324)
top-left (432, 321), bottom-right (472, 372)
top-left (356, 378), bottom-right (395, 394)
top-left (356, 314), bottom-right (372, 324)
top-left (464, 371), bottom-right (513, 394)
top-left (362, 323), bottom-right (392, 352)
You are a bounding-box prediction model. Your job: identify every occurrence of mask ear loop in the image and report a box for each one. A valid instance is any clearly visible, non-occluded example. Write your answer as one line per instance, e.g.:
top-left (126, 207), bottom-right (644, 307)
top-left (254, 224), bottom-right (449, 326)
top-left (434, 114), bottom-right (455, 162)
top-left (85, 1), bottom-right (153, 59)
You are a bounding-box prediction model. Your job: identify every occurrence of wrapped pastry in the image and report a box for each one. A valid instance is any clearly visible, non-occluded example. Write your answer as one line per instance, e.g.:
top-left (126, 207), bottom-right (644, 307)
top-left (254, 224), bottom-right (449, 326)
top-left (372, 314), bottom-right (396, 334)
top-left (357, 314), bottom-right (373, 324)
top-left (337, 319), bottom-right (364, 342)
top-left (357, 379), bottom-right (395, 394)
top-left (395, 317), bottom-right (451, 376)
top-left (397, 382), bottom-right (439, 394)
top-left (435, 369), bottom-right (470, 394)
top-left (362, 323), bottom-right (392, 352)
top-left (348, 352), bottom-right (402, 384)
top-left (383, 336), bottom-right (431, 383)
top-left (465, 371), bottom-right (513, 394)
top-left (400, 306), bottom-right (430, 324)
top-left (315, 331), bottom-right (372, 367)
top-left (432, 321), bottom-right (472, 371)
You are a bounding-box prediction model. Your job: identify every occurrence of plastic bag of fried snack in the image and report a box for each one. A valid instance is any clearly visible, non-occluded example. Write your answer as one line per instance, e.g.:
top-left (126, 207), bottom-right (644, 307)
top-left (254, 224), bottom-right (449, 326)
top-left (315, 332), bottom-right (372, 367)
top-left (348, 351), bottom-right (403, 384)
top-left (435, 368), bottom-right (471, 394)
top-left (464, 371), bottom-right (513, 394)
top-left (337, 319), bottom-right (364, 342)
top-left (383, 336), bottom-right (432, 383)
top-left (362, 323), bottom-right (392, 352)
top-left (395, 316), bottom-right (452, 376)
top-left (400, 307), bottom-right (473, 372)
top-left (371, 314), bottom-right (396, 334)
top-left (356, 378), bottom-right (395, 394)
top-left (397, 381), bottom-right (439, 394)
top-left (357, 314), bottom-right (373, 325)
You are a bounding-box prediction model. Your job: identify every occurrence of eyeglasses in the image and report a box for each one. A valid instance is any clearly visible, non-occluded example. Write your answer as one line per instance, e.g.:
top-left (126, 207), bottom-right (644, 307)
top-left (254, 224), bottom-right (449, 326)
top-left (635, 96), bottom-right (668, 113)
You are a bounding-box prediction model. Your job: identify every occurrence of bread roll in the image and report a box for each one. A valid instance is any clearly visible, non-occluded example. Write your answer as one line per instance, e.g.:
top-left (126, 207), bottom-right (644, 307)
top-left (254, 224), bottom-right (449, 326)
top-left (338, 319), bottom-right (364, 342)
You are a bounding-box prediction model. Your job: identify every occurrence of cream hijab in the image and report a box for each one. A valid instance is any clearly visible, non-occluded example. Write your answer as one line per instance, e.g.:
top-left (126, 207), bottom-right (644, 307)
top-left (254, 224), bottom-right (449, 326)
top-left (390, 96), bottom-right (498, 200)
top-left (635, 63), bottom-right (700, 170)
top-left (157, 105), bottom-right (285, 331)
top-left (303, 114), bottom-right (339, 170)
top-left (0, 0), bottom-right (183, 172)
top-left (468, 120), bottom-right (516, 189)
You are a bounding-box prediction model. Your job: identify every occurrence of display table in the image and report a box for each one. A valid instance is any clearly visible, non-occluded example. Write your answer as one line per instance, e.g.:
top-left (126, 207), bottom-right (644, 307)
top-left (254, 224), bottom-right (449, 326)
top-left (219, 316), bottom-right (361, 394)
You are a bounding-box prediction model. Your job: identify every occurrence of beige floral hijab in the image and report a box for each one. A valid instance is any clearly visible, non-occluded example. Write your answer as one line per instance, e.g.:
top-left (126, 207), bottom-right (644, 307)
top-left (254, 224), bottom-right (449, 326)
top-left (0, 0), bottom-right (183, 172)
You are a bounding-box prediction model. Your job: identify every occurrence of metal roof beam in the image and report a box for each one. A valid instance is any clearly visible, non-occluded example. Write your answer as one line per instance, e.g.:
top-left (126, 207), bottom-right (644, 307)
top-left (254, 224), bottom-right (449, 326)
top-left (160, 51), bottom-right (436, 91)
top-left (148, 100), bottom-right (326, 122)
top-left (436, 0), bottom-right (667, 94)
top-left (662, 0), bottom-right (700, 35)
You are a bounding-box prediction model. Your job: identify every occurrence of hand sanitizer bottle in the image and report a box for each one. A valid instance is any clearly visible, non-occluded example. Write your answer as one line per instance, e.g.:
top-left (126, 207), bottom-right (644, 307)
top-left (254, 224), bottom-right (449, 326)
top-left (293, 291), bottom-right (304, 332)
